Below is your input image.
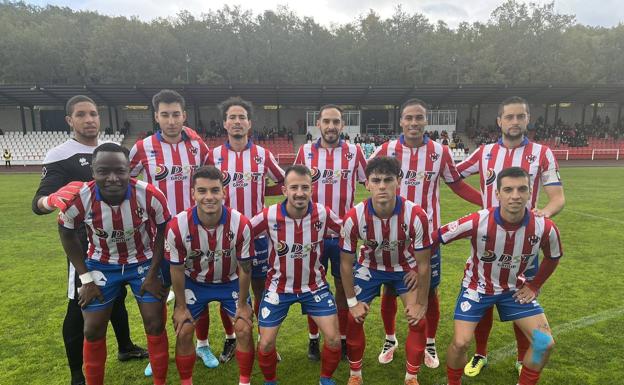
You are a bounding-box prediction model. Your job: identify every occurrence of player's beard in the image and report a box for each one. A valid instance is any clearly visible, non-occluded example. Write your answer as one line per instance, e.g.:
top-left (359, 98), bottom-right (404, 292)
top-left (503, 126), bottom-right (526, 141)
top-left (321, 130), bottom-right (339, 145)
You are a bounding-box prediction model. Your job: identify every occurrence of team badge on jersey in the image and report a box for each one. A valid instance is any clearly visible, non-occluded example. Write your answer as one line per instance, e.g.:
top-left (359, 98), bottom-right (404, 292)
top-left (313, 220), bottom-right (323, 232)
top-left (526, 154), bottom-right (537, 163)
top-left (134, 207), bottom-right (144, 218)
top-left (528, 235), bottom-right (541, 246)
top-left (189, 146), bottom-right (198, 156)
top-left (227, 230), bottom-right (235, 241)
top-left (460, 301), bottom-right (472, 312)
top-left (448, 220), bottom-right (459, 233)
top-left (254, 155), bottom-right (263, 164)
top-left (430, 152), bottom-right (440, 162)
top-left (345, 152), bottom-right (354, 161)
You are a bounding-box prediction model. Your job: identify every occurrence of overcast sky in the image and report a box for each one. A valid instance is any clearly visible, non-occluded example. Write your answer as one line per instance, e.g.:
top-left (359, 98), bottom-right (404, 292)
top-left (28, 0), bottom-right (624, 28)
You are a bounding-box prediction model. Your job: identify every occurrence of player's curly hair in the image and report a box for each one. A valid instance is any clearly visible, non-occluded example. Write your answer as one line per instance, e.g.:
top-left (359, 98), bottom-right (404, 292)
top-left (152, 89), bottom-right (186, 112)
top-left (219, 96), bottom-right (253, 122)
top-left (365, 156), bottom-right (401, 178)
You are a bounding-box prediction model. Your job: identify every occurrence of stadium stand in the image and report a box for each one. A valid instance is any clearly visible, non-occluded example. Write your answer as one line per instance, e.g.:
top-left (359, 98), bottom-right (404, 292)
top-left (0, 131), bottom-right (124, 166)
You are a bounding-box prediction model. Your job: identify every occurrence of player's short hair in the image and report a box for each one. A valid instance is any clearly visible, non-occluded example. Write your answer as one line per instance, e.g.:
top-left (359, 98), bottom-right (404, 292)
top-left (66, 95), bottom-right (96, 116)
top-left (192, 166), bottom-right (224, 186)
top-left (152, 89), bottom-right (186, 112)
top-left (318, 104), bottom-right (343, 119)
top-left (498, 96), bottom-right (530, 117)
top-left (496, 166), bottom-right (530, 190)
top-left (400, 98), bottom-right (429, 116)
top-left (284, 164), bottom-right (311, 182)
top-left (219, 96), bottom-right (253, 122)
top-left (365, 156), bottom-right (401, 178)
top-left (92, 142), bottom-right (130, 163)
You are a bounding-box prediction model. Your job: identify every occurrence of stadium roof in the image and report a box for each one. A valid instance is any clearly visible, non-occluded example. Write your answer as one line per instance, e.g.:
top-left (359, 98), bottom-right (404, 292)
top-left (1, 83), bottom-right (623, 108)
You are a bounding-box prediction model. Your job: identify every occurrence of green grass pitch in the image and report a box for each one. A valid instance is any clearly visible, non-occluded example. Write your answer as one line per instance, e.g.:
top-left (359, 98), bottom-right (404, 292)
top-left (0, 167), bottom-right (622, 385)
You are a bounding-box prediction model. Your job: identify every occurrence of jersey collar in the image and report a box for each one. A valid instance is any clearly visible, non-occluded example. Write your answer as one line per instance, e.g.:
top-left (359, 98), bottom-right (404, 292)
top-left (494, 206), bottom-right (530, 228)
top-left (399, 134), bottom-right (428, 146)
top-left (367, 195), bottom-right (403, 217)
top-left (225, 139), bottom-right (253, 151)
top-left (192, 205), bottom-right (228, 226)
top-left (156, 129), bottom-right (189, 143)
top-left (497, 136), bottom-right (529, 147)
top-left (94, 184), bottom-right (132, 202)
top-left (280, 199), bottom-right (313, 218)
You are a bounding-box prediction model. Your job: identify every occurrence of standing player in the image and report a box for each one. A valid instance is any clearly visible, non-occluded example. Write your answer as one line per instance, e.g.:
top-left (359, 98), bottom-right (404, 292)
top-left (294, 104), bottom-right (367, 360)
top-left (165, 166), bottom-right (255, 385)
top-left (443, 167), bottom-right (561, 385)
top-left (457, 96), bottom-right (565, 376)
top-left (370, 98), bottom-right (481, 367)
top-left (32, 95), bottom-right (146, 385)
top-left (251, 165), bottom-right (343, 385)
top-left (128, 89), bottom-right (228, 371)
top-left (340, 157), bottom-right (432, 385)
top-left (57, 143), bottom-right (171, 385)
top-left (208, 96), bottom-right (285, 333)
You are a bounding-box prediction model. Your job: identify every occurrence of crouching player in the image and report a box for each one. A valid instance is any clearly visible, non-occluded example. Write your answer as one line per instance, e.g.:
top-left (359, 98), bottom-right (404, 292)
top-left (340, 156), bottom-right (432, 385)
top-left (57, 143), bottom-right (171, 385)
top-left (444, 167), bottom-right (561, 385)
top-left (166, 166), bottom-right (256, 385)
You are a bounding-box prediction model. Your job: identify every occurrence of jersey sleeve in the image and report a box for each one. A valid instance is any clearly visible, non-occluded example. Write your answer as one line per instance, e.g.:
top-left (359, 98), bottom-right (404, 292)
top-left (250, 209), bottom-right (269, 238)
top-left (355, 145), bottom-right (367, 182)
top-left (438, 212), bottom-right (479, 244)
top-left (339, 209), bottom-right (359, 253)
top-left (146, 184), bottom-right (171, 226)
top-left (128, 142), bottom-right (145, 178)
top-left (198, 140), bottom-right (212, 166)
top-left (441, 145), bottom-right (462, 183)
top-left (294, 146), bottom-right (305, 165)
top-left (324, 206), bottom-right (343, 238)
top-left (540, 147), bottom-right (562, 186)
top-left (57, 193), bottom-right (86, 230)
top-left (456, 146), bottom-right (483, 178)
top-left (164, 218), bottom-right (186, 265)
top-left (410, 207), bottom-right (431, 250)
top-left (236, 218), bottom-right (254, 261)
top-left (265, 150), bottom-right (285, 183)
top-left (32, 160), bottom-right (70, 215)
top-left (541, 219), bottom-right (563, 259)
top-left (369, 142), bottom-right (387, 159)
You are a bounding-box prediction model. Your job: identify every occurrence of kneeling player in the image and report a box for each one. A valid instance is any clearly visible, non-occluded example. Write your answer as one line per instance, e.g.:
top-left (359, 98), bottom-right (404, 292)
top-left (251, 165), bottom-right (343, 385)
top-left (340, 157), bottom-right (432, 385)
top-left (443, 167), bottom-right (561, 385)
top-left (166, 166), bottom-right (255, 385)
top-left (58, 143), bottom-right (170, 385)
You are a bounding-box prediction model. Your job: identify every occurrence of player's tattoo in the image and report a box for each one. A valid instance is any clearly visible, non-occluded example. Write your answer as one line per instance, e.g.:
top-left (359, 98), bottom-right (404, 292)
top-left (240, 259), bottom-right (252, 273)
top-left (538, 322), bottom-right (551, 333)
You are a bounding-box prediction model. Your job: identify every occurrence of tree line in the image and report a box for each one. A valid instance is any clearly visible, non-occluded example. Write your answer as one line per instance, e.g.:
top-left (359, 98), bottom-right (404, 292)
top-left (1, 0), bottom-right (622, 86)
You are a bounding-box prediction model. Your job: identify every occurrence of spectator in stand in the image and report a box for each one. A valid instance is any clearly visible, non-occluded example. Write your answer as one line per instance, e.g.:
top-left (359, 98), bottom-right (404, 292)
top-left (306, 131), bottom-right (313, 142)
top-left (3, 148), bottom-right (11, 168)
top-left (287, 129), bottom-right (294, 142)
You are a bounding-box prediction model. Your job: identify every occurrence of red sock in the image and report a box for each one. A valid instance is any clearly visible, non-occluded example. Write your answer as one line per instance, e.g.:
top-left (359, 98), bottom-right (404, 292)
top-left (195, 308), bottom-right (209, 341)
top-left (236, 348), bottom-right (255, 384)
top-left (405, 320), bottom-right (426, 375)
top-left (426, 292), bottom-right (440, 339)
top-left (175, 353), bottom-right (196, 381)
top-left (338, 309), bottom-right (348, 338)
top-left (447, 365), bottom-right (463, 385)
top-left (380, 293), bottom-right (397, 336)
top-left (147, 332), bottom-right (169, 385)
top-left (474, 307), bottom-right (493, 357)
top-left (307, 315), bottom-right (319, 336)
top-left (518, 366), bottom-right (541, 385)
top-left (257, 348), bottom-right (277, 382)
top-left (220, 305), bottom-right (234, 336)
top-left (514, 323), bottom-right (530, 362)
top-left (320, 343), bottom-right (341, 378)
top-left (346, 312), bottom-right (365, 371)
top-left (83, 337), bottom-right (106, 385)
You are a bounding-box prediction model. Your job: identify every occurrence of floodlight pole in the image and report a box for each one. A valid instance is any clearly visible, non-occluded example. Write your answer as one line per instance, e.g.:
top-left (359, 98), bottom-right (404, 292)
top-left (20, 106), bottom-right (26, 134)
top-left (186, 53), bottom-right (191, 84)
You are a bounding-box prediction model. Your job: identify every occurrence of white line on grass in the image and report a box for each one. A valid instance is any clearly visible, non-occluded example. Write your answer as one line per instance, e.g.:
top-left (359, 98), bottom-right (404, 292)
top-left (434, 306), bottom-right (624, 384)
top-left (565, 209), bottom-right (624, 225)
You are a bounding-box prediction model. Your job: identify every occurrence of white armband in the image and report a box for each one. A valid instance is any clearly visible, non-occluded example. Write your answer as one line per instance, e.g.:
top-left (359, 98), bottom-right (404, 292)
top-left (79, 272), bottom-right (94, 285)
top-left (347, 296), bottom-right (358, 308)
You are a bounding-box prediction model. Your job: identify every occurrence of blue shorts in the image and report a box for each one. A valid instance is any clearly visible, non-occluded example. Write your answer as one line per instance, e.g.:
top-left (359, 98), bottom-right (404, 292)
top-left (321, 237), bottom-right (342, 279)
top-left (161, 259), bottom-right (171, 287)
top-left (183, 277), bottom-right (241, 319)
top-left (353, 263), bottom-right (411, 304)
top-left (453, 286), bottom-right (544, 322)
top-left (430, 247), bottom-right (441, 289)
top-left (258, 286), bottom-right (337, 328)
top-left (83, 259), bottom-right (162, 312)
top-left (252, 237), bottom-right (269, 279)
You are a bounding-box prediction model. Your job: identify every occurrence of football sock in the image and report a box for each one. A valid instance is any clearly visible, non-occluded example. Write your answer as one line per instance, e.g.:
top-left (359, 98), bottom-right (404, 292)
top-left (257, 348), bottom-right (278, 382)
top-left (308, 315), bottom-right (319, 336)
top-left (83, 337), bottom-right (106, 385)
top-left (518, 366), bottom-right (541, 385)
top-left (147, 331), bottom-right (169, 385)
top-left (338, 309), bottom-right (349, 339)
top-left (175, 353), bottom-right (196, 382)
top-left (346, 313), bottom-right (366, 372)
top-left (195, 309), bottom-right (209, 345)
top-left (320, 343), bottom-right (341, 378)
top-left (474, 306), bottom-right (494, 357)
top-left (447, 365), bottom-right (463, 385)
top-left (405, 319), bottom-right (426, 375)
top-left (236, 348), bottom-right (255, 384)
top-left (381, 293), bottom-right (397, 336)
top-left (426, 292), bottom-right (440, 339)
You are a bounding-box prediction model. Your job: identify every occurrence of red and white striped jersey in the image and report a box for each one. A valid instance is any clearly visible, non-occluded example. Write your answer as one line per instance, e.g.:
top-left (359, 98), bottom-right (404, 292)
top-left (165, 206), bottom-right (253, 284)
top-left (370, 135), bottom-right (461, 231)
top-left (59, 179), bottom-right (171, 265)
top-left (456, 137), bottom-right (561, 209)
top-left (340, 196), bottom-right (431, 272)
top-left (250, 201), bottom-right (342, 294)
top-left (209, 141), bottom-right (285, 219)
top-left (129, 128), bottom-right (210, 215)
top-left (438, 207), bottom-right (562, 295)
top-left (294, 140), bottom-right (367, 218)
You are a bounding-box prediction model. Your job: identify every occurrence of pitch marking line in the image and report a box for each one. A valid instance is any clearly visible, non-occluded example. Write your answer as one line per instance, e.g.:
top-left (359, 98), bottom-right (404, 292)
top-left (565, 209), bottom-right (624, 225)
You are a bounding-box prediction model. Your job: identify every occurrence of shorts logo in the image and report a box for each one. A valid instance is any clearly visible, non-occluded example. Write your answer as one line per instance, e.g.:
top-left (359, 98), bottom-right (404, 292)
top-left (221, 171), bottom-right (231, 186)
top-left (314, 295), bottom-right (321, 303)
top-left (430, 152), bottom-right (440, 162)
top-left (486, 168), bottom-right (496, 185)
top-left (460, 301), bottom-right (472, 312)
top-left (261, 307), bottom-right (271, 319)
top-left (264, 291), bottom-right (280, 305)
top-left (310, 167), bottom-right (321, 183)
top-left (185, 289), bottom-right (197, 305)
top-left (79, 157), bottom-right (89, 167)
top-left (526, 154), bottom-right (537, 163)
top-left (327, 298), bottom-right (334, 307)
top-left (231, 291), bottom-right (239, 300)
top-left (313, 221), bottom-right (323, 232)
top-left (354, 285), bottom-right (362, 295)
top-left (462, 289), bottom-right (481, 302)
top-left (155, 165), bottom-right (169, 181)
top-left (94, 228), bottom-right (108, 238)
top-left (345, 152), bottom-right (354, 161)
top-left (528, 235), bottom-right (540, 246)
top-left (90, 270), bottom-right (107, 287)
